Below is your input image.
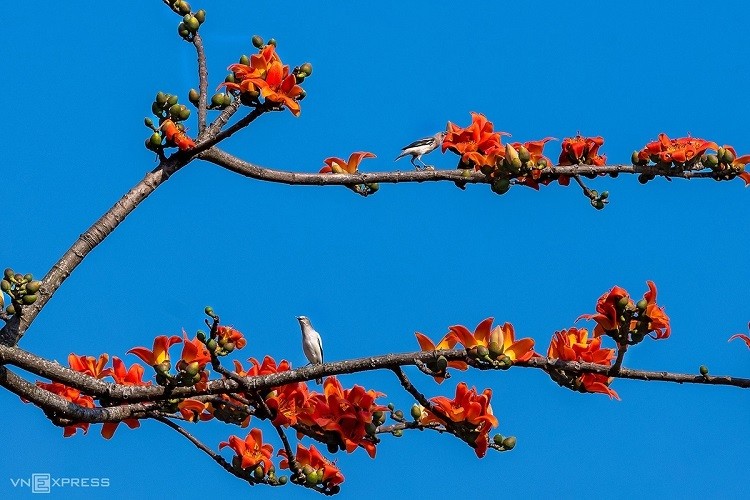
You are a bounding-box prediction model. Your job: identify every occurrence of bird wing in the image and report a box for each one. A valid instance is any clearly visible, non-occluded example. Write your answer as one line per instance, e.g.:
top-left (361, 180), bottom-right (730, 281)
top-left (400, 136), bottom-right (434, 151)
top-left (317, 333), bottom-right (323, 362)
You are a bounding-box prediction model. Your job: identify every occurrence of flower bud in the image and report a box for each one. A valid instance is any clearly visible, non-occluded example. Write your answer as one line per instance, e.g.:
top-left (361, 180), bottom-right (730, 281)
top-left (167, 94), bottom-right (179, 106)
top-left (476, 345), bottom-right (489, 359)
top-left (178, 23), bottom-right (190, 38)
top-left (155, 92), bottom-right (168, 106)
top-left (239, 54), bottom-right (249, 65)
top-left (410, 404), bottom-right (422, 420)
top-left (517, 146), bottom-right (531, 162)
top-left (6, 304), bottom-right (16, 316)
top-left (502, 436), bottom-right (517, 450)
top-left (300, 62), bottom-right (313, 76)
top-left (267, 38), bottom-right (277, 47)
top-left (1, 280), bottom-right (10, 292)
top-left (194, 9), bottom-right (206, 23)
top-left (493, 434), bottom-right (504, 445)
top-left (392, 429), bottom-right (403, 437)
top-left (254, 465), bottom-right (265, 480)
top-left (636, 299), bottom-right (647, 311)
top-left (631, 151), bottom-right (640, 165)
top-left (184, 361), bottom-right (201, 376)
top-left (278, 476), bottom-right (288, 485)
top-left (149, 132), bottom-right (163, 147)
top-left (21, 294), bottom-right (37, 305)
top-left (177, 1), bottom-right (191, 14)
top-left (435, 355), bottom-right (448, 372)
top-left (699, 365), bottom-right (709, 376)
top-left (178, 106), bottom-right (191, 121)
top-left (491, 178), bottom-right (510, 195)
top-left (488, 341), bottom-right (503, 358)
top-left (365, 423), bottom-right (377, 435)
top-left (188, 89), bottom-right (199, 105)
top-left (251, 35), bottom-right (264, 48)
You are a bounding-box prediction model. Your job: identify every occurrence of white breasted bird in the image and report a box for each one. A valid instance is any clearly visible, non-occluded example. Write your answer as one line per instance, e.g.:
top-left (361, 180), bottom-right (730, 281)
top-left (395, 131), bottom-right (447, 170)
top-left (296, 316), bottom-right (323, 384)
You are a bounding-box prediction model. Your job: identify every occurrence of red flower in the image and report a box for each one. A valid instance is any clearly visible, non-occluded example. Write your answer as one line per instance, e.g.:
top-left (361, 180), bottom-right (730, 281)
top-left (35, 382), bottom-right (95, 437)
top-left (420, 382), bottom-right (498, 457)
top-left (510, 137), bottom-right (566, 189)
top-left (179, 333), bottom-right (211, 371)
top-left (178, 399), bottom-right (214, 422)
top-left (578, 285), bottom-right (631, 337)
top-left (128, 335), bottom-right (182, 367)
top-left (68, 353), bottom-right (111, 379)
top-left (161, 119), bottom-right (195, 150)
top-left (442, 112), bottom-right (509, 167)
top-left (641, 281), bottom-right (670, 339)
top-left (320, 152), bottom-right (376, 174)
top-left (101, 357), bottom-right (150, 439)
top-left (220, 428), bottom-right (274, 472)
top-left (547, 327), bottom-right (618, 399)
top-left (414, 330), bottom-right (467, 383)
top-left (299, 377), bottom-right (386, 458)
top-left (637, 133), bottom-right (717, 166)
top-left (450, 317), bottom-right (536, 362)
top-left (279, 444), bottom-right (345, 488)
top-left (216, 325), bottom-right (247, 350)
top-left (558, 134), bottom-right (606, 166)
top-left (728, 323), bottom-right (750, 350)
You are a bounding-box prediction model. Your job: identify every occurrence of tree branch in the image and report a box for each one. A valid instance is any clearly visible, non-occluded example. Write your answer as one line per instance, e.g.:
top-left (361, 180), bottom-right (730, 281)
top-left (192, 33), bottom-right (209, 133)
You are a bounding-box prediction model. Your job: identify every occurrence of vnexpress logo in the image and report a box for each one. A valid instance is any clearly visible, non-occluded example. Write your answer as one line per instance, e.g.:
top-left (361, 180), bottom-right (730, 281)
top-left (10, 473), bottom-right (110, 493)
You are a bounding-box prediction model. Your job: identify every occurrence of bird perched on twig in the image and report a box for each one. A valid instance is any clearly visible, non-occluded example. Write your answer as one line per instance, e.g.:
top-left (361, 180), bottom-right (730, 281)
top-left (296, 316), bottom-right (323, 384)
top-left (394, 131), bottom-right (447, 170)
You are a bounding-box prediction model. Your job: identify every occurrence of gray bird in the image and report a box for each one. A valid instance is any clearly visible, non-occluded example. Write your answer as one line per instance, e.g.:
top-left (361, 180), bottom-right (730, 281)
top-left (296, 316), bottom-right (323, 384)
top-left (395, 131), bottom-right (447, 170)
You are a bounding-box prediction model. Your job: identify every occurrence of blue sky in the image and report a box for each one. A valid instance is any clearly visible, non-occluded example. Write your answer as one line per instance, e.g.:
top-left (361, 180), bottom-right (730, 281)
top-left (1, 0), bottom-right (749, 498)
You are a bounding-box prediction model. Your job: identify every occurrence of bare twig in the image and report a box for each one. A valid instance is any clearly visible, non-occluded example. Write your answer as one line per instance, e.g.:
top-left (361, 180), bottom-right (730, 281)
top-left (192, 33), bottom-right (209, 133)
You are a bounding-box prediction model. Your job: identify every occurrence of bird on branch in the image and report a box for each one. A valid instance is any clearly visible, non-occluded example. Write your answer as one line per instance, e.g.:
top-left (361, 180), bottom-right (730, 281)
top-left (296, 315), bottom-right (323, 384)
top-left (395, 131), bottom-right (447, 170)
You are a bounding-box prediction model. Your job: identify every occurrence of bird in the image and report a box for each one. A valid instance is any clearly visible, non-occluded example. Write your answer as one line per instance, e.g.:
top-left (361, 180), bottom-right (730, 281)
top-left (296, 316), bottom-right (323, 384)
top-left (395, 131), bottom-right (447, 170)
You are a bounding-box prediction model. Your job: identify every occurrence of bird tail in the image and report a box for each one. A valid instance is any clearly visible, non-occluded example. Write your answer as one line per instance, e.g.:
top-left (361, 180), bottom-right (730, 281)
top-left (394, 152), bottom-right (406, 161)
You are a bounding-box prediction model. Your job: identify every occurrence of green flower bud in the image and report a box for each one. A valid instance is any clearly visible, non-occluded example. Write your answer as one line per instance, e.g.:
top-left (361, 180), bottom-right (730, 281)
top-left (410, 404), bottom-right (422, 420)
top-left (167, 94), bottom-right (179, 106)
top-left (222, 93), bottom-right (234, 106)
top-left (722, 148), bottom-right (735, 164)
top-left (149, 132), bottom-right (163, 147)
top-left (699, 365), bottom-right (709, 376)
top-left (178, 105), bottom-right (191, 121)
top-left (435, 355), bottom-right (448, 372)
top-left (196, 330), bottom-right (206, 342)
top-left (188, 89), bottom-right (199, 104)
top-left (13, 274), bottom-right (23, 284)
top-left (184, 361), bottom-right (201, 376)
top-left (631, 151), bottom-right (640, 165)
top-left (502, 436), bottom-right (517, 450)
top-left (6, 304), bottom-right (15, 316)
top-left (185, 16), bottom-right (200, 32)
top-left (211, 93), bottom-right (225, 107)
top-left (1, 280), bottom-right (10, 293)
top-left (177, 1), bottom-right (191, 15)
top-left (394, 409), bottom-right (404, 419)
top-left (267, 38), bottom-right (277, 47)
top-left (26, 281), bottom-right (41, 294)
top-left (239, 54), bottom-right (249, 65)
top-left (278, 475), bottom-right (287, 485)
top-left (207, 339), bottom-right (218, 352)
top-left (518, 146), bottom-right (531, 162)
top-left (21, 294), bottom-right (37, 305)
top-left (387, 402), bottom-right (395, 411)
top-left (178, 23), bottom-right (190, 38)
top-left (144, 117), bottom-right (155, 129)
top-left (366, 182), bottom-right (379, 193)
top-left (493, 434), bottom-right (504, 445)
top-left (222, 342), bottom-right (235, 353)
top-left (392, 429), bottom-right (403, 437)
top-left (254, 465), bottom-right (264, 480)
top-left (636, 299), bottom-right (647, 311)
top-left (365, 422), bottom-right (377, 435)
top-left (155, 361), bottom-right (171, 373)
top-left (476, 345), bottom-right (490, 359)
top-left (194, 9), bottom-right (206, 23)
top-left (488, 341), bottom-right (503, 358)
top-left (225, 73), bottom-right (236, 83)
top-left (251, 35), bottom-right (264, 48)
top-left (491, 178), bottom-right (511, 195)
top-left (305, 471), bottom-right (318, 486)
top-left (300, 62), bottom-right (313, 76)
top-left (155, 92), bottom-right (168, 106)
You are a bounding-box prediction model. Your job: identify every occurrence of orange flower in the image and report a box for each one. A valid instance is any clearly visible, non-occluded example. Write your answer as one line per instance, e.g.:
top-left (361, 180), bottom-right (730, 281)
top-left (279, 444), bottom-right (345, 488)
top-left (637, 133), bottom-right (717, 166)
top-left (127, 335), bottom-right (182, 367)
top-left (558, 134), bottom-right (606, 166)
top-left (510, 137), bottom-right (567, 189)
top-left (35, 382), bottom-right (95, 437)
top-left (729, 324), bottom-right (750, 349)
top-left (547, 327), bottom-right (619, 399)
top-left (578, 285), bottom-right (631, 337)
top-left (420, 382), bottom-right (498, 457)
top-left (320, 152), bottom-right (376, 174)
top-left (178, 399), bottom-right (214, 422)
top-left (100, 357), bottom-right (149, 439)
top-left (217, 325), bottom-right (247, 350)
top-left (641, 281), bottom-right (670, 339)
top-left (225, 45), bottom-right (280, 91)
top-left (179, 333), bottom-right (211, 371)
top-left (442, 112), bottom-right (508, 167)
top-left (161, 119), bottom-right (195, 150)
top-left (219, 428), bottom-right (274, 472)
top-left (299, 377), bottom-right (386, 458)
top-left (255, 61), bottom-right (305, 116)
top-left (68, 353), bottom-right (111, 379)
top-left (414, 331), bottom-right (467, 382)
top-left (450, 317), bottom-right (536, 362)
top-left (266, 381), bottom-right (310, 427)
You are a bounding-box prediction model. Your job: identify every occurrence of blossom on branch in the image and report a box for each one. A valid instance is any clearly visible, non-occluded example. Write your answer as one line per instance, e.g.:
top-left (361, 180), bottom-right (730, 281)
top-left (558, 134), bottom-right (606, 166)
top-left (68, 353), bottom-right (111, 379)
top-left (547, 327), bottom-right (618, 399)
top-left (101, 357), bottom-right (150, 439)
top-left (635, 133), bottom-right (717, 167)
top-left (414, 330), bottom-right (467, 383)
top-left (127, 335), bottom-right (182, 368)
top-left (442, 112), bottom-right (508, 166)
top-left (729, 323), bottom-right (750, 350)
top-left (34, 382), bottom-right (95, 437)
top-left (220, 428), bottom-right (274, 472)
top-left (319, 152), bottom-right (376, 174)
top-left (279, 443), bottom-right (345, 490)
top-left (450, 317), bottom-right (536, 363)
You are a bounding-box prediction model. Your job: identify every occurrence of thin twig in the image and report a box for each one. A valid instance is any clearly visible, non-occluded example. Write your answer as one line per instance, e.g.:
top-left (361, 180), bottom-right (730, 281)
top-left (192, 33), bottom-right (209, 133)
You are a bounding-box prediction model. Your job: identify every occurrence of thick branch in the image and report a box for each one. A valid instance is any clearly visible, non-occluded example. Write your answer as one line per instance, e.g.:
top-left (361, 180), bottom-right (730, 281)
top-left (193, 33), bottom-right (209, 133)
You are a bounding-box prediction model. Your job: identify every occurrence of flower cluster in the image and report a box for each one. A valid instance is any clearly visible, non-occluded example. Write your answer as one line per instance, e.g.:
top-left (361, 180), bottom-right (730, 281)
top-left (547, 327), bottom-right (618, 399)
top-left (419, 382), bottom-right (498, 457)
top-left (319, 151), bottom-right (379, 196)
top-left (279, 443), bottom-right (345, 493)
top-left (558, 134), bottom-right (606, 166)
top-left (633, 133), bottom-right (750, 185)
top-left (222, 39), bottom-right (310, 116)
top-left (578, 281), bottom-right (670, 344)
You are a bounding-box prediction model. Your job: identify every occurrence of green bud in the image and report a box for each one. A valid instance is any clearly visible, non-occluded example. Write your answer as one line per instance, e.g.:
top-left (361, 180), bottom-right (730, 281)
top-left (1, 280), bottom-right (10, 292)
top-left (225, 73), bottom-right (236, 83)
top-left (435, 355), bottom-right (448, 372)
top-left (194, 9), bottom-right (206, 23)
top-left (254, 465), bottom-right (265, 480)
top-left (196, 330), bottom-right (207, 342)
top-left (204, 306), bottom-right (214, 316)
top-left (410, 404), bottom-right (422, 420)
top-left (239, 54), bottom-right (249, 65)
top-left (222, 93), bottom-right (234, 106)
top-left (476, 345), bottom-right (489, 359)
top-left (502, 436), bottom-right (517, 450)
top-left (267, 38), bottom-right (277, 47)
top-left (26, 281), bottom-right (41, 294)
top-left (149, 132), bottom-right (163, 147)
top-left (537, 158), bottom-right (548, 168)
top-left (155, 361), bottom-right (171, 373)
top-left (305, 471), bottom-right (318, 485)
top-left (211, 93), bottom-right (225, 107)
top-left (326, 442), bottom-right (338, 454)
top-left (600, 191), bottom-right (609, 199)
top-left (391, 428), bottom-right (403, 438)
top-left (491, 177), bottom-right (511, 195)
top-left (184, 361), bottom-right (201, 376)
top-left (617, 296), bottom-right (630, 310)
top-left (493, 434), bottom-right (504, 445)
top-left (518, 146), bottom-right (531, 162)
top-left (278, 475), bottom-right (287, 485)
top-left (387, 402), bottom-right (395, 411)
top-left (0, 294), bottom-right (3, 309)
top-left (592, 199), bottom-right (605, 210)
top-left (185, 16), bottom-right (200, 32)
top-left (394, 409), bottom-right (404, 419)
top-left (365, 422), bottom-right (377, 435)
top-left (167, 94), bottom-right (179, 106)
top-left (300, 62), bottom-right (313, 76)
top-left (488, 341), bottom-right (503, 358)
top-left (207, 339), bottom-right (218, 352)
top-left (155, 92), bottom-right (168, 106)
top-left (21, 294), bottom-right (37, 305)
top-left (188, 89), bottom-right (199, 104)
top-left (631, 151), bottom-right (640, 165)
top-left (636, 299), bottom-right (647, 311)
top-left (699, 365), bottom-right (709, 376)
top-left (177, 23), bottom-right (190, 38)
top-left (178, 105), bottom-right (191, 121)
top-left (222, 342), bottom-right (235, 353)
top-left (151, 102), bottom-right (163, 116)
top-left (144, 117), bottom-right (155, 129)
top-left (177, 1), bottom-right (191, 14)
top-left (6, 304), bottom-right (16, 316)
top-left (251, 35), bottom-right (264, 48)
top-left (13, 274), bottom-right (23, 283)
top-left (722, 148), bottom-right (735, 164)
top-left (704, 154), bottom-right (719, 168)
